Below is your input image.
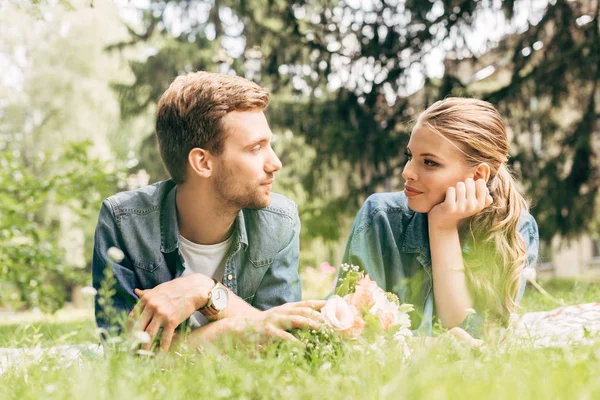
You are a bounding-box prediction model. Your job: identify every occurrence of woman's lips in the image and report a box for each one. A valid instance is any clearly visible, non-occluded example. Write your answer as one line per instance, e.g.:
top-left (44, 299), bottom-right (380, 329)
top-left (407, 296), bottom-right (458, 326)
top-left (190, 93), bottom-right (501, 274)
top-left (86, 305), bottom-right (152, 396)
top-left (404, 186), bottom-right (423, 197)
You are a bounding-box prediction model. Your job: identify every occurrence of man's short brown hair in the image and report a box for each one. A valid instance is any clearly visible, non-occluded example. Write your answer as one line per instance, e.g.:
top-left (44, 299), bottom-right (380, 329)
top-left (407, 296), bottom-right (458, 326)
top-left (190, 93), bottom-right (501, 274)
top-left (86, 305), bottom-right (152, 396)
top-left (155, 71), bottom-right (270, 183)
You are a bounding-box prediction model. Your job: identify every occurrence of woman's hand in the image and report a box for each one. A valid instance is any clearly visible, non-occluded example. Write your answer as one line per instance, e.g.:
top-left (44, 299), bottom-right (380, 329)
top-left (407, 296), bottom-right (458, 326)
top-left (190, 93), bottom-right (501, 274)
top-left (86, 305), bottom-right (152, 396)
top-left (428, 178), bottom-right (493, 230)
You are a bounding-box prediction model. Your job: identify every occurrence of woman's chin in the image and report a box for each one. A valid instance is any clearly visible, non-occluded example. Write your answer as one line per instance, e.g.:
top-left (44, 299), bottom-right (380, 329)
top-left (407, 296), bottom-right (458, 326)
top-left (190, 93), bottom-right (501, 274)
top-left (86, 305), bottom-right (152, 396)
top-left (406, 198), bottom-right (433, 214)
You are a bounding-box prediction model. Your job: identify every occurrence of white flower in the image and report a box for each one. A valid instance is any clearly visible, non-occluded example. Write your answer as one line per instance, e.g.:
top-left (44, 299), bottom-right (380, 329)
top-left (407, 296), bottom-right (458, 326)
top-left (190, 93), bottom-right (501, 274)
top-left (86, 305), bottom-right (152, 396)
top-left (107, 247), bottom-right (125, 263)
top-left (133, 331), bottom-right (151, 344)
top-left (321, 295), bottom-right (358, 331)
top-left (44, 384), bottom-right (57, 394)
top-left (136, 349), bottom-right (154, 357)
top-left (80, 286), bottom-right (97, 297)
top-left (105, 336), bottom-right (123, 344)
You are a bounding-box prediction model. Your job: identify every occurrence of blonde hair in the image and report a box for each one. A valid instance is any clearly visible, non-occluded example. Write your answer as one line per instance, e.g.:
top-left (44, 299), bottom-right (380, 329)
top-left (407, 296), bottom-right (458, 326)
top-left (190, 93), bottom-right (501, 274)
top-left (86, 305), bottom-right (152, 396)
top-left (418, 97), bottom-right (528, 323)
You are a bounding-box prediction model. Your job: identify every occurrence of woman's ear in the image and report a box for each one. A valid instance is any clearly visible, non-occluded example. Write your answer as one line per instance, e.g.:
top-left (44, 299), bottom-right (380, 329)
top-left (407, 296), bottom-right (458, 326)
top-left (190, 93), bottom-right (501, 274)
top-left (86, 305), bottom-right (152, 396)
top-left (473, 162), bottom-right (491, 183)
top-left (188, 148), bottom-right (212, 178)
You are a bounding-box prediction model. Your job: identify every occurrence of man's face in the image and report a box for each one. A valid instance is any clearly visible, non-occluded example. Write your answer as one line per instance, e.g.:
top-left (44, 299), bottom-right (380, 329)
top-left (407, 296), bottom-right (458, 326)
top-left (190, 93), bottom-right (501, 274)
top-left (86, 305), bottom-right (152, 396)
top-left (211, 110), bottom-right (282, 210)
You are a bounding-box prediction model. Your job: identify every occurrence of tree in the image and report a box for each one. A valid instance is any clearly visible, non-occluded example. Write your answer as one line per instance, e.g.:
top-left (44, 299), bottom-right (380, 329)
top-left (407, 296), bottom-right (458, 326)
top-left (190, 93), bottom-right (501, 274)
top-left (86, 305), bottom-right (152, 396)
top-left (111, 0), bottom-right (599, 243)
top-left (0, 0), bottom-right (133, 310)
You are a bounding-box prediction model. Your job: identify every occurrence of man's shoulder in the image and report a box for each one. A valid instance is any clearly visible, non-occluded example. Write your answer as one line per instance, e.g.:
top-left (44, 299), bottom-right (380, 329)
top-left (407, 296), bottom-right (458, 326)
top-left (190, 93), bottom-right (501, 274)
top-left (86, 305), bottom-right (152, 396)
top-left (105, 180), bottom-right (175, 216)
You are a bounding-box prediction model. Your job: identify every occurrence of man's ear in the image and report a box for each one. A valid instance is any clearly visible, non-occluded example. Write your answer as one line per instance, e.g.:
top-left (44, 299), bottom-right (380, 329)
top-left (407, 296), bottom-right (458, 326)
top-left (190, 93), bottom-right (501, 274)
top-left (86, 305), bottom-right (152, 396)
top-left (473, 162), bottom-right (491, 183)
top-left (188, 148), bottom-right (213, 178)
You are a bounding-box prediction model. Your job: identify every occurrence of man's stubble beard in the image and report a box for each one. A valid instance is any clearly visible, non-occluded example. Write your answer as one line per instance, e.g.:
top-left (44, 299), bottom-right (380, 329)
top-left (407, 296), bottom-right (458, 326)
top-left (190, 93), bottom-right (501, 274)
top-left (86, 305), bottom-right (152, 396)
top-left (213, 168), bottom-right (270, 214)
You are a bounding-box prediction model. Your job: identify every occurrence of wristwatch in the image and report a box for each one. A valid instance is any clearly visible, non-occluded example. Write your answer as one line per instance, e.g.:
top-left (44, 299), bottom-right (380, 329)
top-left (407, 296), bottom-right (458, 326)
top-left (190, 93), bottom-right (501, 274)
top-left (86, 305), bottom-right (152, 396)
top-left (199, 278), bottom-right (229, 321)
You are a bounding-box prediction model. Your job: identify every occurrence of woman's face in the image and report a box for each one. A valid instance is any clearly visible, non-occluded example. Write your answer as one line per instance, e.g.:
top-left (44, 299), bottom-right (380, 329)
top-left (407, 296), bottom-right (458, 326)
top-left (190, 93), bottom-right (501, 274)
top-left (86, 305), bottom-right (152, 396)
top-left (401, 123), bottom-right (474, 213)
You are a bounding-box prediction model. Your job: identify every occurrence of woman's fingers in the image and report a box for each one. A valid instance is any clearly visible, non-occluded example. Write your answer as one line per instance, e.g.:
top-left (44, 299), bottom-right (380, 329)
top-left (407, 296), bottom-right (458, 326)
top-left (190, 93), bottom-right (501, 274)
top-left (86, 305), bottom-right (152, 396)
top-left (445, 186), bottom-right (457, 209)
top-left (475, 179), bottom-right (489, 207)
top-left (455, 181), bottom-right (466, 207)
top-left (465, 178), bottom-right (476, 207)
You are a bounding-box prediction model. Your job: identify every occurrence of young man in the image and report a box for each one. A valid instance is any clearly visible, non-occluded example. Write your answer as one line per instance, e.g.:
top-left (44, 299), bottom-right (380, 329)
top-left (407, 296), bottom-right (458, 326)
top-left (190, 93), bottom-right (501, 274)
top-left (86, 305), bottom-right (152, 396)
top-left (92, 71), bottom-right (323, 351)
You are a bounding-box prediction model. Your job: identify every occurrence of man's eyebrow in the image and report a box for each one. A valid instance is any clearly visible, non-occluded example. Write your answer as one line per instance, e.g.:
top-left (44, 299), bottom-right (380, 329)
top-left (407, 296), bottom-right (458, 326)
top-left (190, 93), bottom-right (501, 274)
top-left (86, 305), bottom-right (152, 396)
top-left (245, 137), bottom-right (269, 148)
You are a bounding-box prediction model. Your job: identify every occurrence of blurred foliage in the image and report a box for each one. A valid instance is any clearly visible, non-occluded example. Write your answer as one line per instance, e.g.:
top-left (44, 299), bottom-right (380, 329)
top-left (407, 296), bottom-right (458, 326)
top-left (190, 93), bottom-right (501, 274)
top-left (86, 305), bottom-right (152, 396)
top-left (0, 0), bottom-right (134, 311)
top-left (0, 141), bottom-right (117, 312)
top-left (111, 0), bottom-right (599, 244)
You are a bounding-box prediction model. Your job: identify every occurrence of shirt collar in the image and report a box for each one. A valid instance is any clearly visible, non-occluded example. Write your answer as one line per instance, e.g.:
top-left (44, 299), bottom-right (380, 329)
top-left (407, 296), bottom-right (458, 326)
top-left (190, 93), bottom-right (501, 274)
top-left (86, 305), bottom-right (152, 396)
top-left (160, 181), bottom-right (248, 253)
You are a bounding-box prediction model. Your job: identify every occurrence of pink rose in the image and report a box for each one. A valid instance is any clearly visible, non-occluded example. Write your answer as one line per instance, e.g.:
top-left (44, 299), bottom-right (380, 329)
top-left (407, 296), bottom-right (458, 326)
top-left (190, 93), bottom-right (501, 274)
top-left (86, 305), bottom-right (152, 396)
top-left (319, 262), bottom-right (337, 274)
top-left (347, 285), bottom-right (375, 310)
top-left (375, 310), bottom-right (396, 330)
top-left (321, 295), bottom-right (364, 338)
top-left (355, 274), bottom-right (380, 291)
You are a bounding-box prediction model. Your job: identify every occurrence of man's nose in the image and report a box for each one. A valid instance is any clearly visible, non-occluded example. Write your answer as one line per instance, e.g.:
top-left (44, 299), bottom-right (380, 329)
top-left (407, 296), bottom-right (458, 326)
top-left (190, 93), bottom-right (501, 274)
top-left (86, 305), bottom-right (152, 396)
top-left (265, 145), bottom-right (282, 173)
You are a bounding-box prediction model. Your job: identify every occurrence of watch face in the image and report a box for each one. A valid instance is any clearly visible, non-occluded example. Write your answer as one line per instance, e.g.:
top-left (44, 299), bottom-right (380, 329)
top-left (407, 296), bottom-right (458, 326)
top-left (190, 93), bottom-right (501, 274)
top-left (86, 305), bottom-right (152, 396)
top-left (212, 286), bottom-right (229, 310)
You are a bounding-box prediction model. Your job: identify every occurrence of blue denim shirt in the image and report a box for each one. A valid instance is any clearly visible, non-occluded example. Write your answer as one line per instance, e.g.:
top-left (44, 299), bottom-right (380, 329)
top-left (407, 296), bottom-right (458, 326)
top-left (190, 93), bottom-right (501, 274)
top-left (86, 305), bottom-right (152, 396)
top-left (341, 191), bottom-right (539, 338)
top-left (92, 179), bottom-right (302, 331)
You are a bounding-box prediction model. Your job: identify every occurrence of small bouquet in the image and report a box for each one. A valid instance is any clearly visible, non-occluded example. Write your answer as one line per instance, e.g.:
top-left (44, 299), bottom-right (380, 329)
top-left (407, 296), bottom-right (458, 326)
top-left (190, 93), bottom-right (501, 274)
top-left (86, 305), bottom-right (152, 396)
top-left (321, 264), bottom-right (414, 340)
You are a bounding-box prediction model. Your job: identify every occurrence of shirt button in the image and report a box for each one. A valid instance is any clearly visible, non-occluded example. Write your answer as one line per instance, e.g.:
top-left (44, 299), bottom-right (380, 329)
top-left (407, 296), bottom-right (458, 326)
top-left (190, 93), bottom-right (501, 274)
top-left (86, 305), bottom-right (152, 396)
top-left (227, 274), bottom-right (233, 281)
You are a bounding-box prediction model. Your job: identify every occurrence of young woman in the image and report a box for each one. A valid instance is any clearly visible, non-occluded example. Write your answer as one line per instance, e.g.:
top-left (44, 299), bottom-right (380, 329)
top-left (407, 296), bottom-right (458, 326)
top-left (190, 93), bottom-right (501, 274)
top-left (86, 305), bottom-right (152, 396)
top-left (341, 98), bottom-right (539, 337)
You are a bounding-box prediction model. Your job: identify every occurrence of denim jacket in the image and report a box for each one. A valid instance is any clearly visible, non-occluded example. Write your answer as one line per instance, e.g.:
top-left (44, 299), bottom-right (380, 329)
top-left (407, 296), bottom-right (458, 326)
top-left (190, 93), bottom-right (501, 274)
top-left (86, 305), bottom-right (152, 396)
top-left (341, 191), bottom-right (539, 338)
top-left (92, 179), bottom-right (302, 331)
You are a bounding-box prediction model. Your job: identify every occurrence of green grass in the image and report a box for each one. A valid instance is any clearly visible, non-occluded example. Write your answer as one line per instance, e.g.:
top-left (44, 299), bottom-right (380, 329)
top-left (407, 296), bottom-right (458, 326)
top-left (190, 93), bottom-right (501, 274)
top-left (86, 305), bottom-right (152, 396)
top-left (0, 279), bottom-right (599, 399)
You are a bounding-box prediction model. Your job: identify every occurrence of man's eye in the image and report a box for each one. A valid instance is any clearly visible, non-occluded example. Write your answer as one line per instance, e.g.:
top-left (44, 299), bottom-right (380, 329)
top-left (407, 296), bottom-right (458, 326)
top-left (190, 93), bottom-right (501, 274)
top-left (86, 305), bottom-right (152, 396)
top-left (251, 146), bottom-right (261, 153)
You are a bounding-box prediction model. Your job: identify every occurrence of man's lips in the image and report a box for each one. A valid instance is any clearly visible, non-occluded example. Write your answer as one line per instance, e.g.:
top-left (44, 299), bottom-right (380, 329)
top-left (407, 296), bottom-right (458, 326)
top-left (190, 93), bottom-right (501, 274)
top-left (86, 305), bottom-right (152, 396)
top-left (404, 186), bottom-right (423, 197)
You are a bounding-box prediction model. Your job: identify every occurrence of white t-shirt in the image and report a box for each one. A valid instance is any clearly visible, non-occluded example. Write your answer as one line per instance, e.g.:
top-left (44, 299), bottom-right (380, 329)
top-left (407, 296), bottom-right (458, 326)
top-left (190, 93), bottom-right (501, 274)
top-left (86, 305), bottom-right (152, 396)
top-left (179, 234), bottom-right (233, 327)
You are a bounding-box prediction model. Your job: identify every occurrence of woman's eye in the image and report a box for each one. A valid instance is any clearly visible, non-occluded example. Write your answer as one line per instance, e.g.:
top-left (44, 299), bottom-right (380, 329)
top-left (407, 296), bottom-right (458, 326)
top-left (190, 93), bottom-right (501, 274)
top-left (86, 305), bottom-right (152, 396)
top-left (404, 150), bottom-right (412, 160)
top-left (424, 159), bottom-right (439, 167)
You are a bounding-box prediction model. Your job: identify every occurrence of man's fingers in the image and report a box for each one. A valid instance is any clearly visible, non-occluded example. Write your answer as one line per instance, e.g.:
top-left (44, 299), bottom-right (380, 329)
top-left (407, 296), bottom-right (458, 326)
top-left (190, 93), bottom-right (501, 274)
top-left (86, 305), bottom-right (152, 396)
top-left (280, 306), bottom-right (325, 321)
top-left (143, 318), bottom-right (163, 351)
top-left (275, 315), bottom-right (321, 331)
top-left (292, 300), bottom-right (327, 311)
top-left (159, 325), bottom-right (176, 352)
top-left (266, 327), bottom-right (300, 343)
top-left (129, 290), bottom-right (147, 319)
top-left (134, 307), bottom-right (154, 333)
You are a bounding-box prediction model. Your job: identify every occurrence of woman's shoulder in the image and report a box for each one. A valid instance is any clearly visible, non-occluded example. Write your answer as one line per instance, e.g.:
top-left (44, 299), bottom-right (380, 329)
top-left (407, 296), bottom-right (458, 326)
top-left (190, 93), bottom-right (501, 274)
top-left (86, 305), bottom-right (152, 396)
top-left (361, 191), bottom-right (412, 215)
top-left (518, 208), bottom-right (539, 241)
top-left (351, 191), bottom-right (415, 234)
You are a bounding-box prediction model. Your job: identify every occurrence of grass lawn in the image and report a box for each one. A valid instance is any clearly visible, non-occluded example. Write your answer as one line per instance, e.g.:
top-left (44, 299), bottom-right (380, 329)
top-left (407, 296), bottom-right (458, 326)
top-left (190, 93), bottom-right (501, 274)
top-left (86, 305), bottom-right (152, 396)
top-left (0, 279), bottom-right (599, 399)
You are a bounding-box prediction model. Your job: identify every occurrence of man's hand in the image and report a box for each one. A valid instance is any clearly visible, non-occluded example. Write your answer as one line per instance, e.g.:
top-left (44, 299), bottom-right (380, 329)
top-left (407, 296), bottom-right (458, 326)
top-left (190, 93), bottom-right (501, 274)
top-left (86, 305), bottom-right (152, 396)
top-left (428, 178), bottom-right (493, 230)
top-left (227, 299), bottom-right (327, 343)
top-left (129, 273), bottom-right (214, 352)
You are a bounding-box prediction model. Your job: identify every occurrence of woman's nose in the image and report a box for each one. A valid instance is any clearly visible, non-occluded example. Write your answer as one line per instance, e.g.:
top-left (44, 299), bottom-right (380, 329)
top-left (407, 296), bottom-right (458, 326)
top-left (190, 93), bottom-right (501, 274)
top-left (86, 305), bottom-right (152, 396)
top-left (402, 160), bottom-right (417, 181)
